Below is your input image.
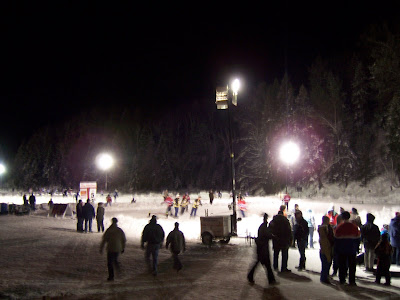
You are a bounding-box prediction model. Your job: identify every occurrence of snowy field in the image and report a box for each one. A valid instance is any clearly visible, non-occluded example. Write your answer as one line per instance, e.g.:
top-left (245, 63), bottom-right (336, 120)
top-left (0, 188), bottom-right (400, 299)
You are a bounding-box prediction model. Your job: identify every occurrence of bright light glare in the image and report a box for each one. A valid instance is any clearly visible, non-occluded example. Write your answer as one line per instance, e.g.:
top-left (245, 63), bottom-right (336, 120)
top-left (0, 164), bottom-right (5, 175)
top-left (96, 154), bottom-right (114, 171)
top-left (279, 141), bottom-right (300, 165)
top-left (232, 79), bottom-right (240, 95)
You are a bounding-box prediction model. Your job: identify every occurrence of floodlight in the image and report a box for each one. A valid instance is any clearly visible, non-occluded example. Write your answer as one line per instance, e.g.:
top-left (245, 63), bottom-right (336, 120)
top-left (279, 141), bottom-right (300, 165)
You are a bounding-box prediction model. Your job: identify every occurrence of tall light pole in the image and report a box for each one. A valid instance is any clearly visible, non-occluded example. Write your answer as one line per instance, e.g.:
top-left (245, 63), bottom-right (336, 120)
top-left (279, 141), bottom-right (300, 193)
top-left (96, 153), bottom-right (114, 192)
top-left (216, 79), bottom-right (240, 236)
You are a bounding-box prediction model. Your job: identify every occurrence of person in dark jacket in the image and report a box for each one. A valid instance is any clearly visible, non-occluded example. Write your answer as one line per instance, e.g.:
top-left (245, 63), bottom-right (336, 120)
top-left (141, 215), bottom-right (165, 276)
top-left (389, 212), bottom-right (400, 265)
top-left (96, 202), bottom-right (105, 233)
top-left (375, 232), bottom-right (393, 286)
top-left (293, 210), bottom-right (309, 270)
top-left (334, 211), bottom-right (361, 285)
top-left (209, 189), bottom-right (214, 205)
top-left (318, 216), bottom-right (334, 284)
top-left (82, 199), bottom-right (95, 233)
top-left (23, 194), bottom-right (28, 206)
top-left (100, 217), bottom-right (126, 281)
top-left (269, 208), bottom-right (292, 272)
top-left (76, 200), bottom-right (84, 232)
top-left (29, 193), bottom-right (36, 211)
top-left (247, 213), bottom-right (277, 285)
top-left (361, 213), bottom-right (381, 271)
top-left (166, 222), bottom-right (186, 271)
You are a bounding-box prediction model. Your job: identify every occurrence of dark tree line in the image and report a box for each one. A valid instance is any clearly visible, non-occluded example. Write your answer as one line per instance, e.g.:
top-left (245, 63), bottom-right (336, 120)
top-left (6, 23), bottom-right (400, 194)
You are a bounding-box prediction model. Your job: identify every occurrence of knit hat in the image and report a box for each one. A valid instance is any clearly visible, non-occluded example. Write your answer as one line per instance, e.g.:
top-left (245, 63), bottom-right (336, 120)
top-left (341, 211), bottom-right (350, 220)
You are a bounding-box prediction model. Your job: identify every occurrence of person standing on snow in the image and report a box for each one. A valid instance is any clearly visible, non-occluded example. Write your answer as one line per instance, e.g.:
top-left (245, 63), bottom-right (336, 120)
top-left (269, 209), bottom-right (292, 272)
top-left (209, 189), bottom-right (214, 205)
top-left (141, 215), bottom-right (165, 276)
top-left (318, 216), bottom-right (334, 284)
top-left (247, 213), bottom-right (277, 285)
top-left (23, 194), bottom-right (28, 206)
top-left (29, 193), bottom-right (36, 211)
top-left (304, 209), bottom-right (316, 248)
top-left (163, 195), bottom-right (174, 218)
top-left (106, 194), bottom-right (112, 207)
top-left (100, 217), bottom-right (126, 281)
top-left (76, 199), bottom-right (84, 232)
top-left (83, 199), bottom-right (95, 233)
top-left (326, 205), bottom-right (338, 226)
top-left (293, 210), bottom-right (309, 270)
top-left (389, 212), bottom-right (400, 265)
top-left (96, 202), bottom-right (105, 233)
top-left (375, 232), bottom-right (393, 286)
top-left (173, 194), bottom-right (180, 218)
top-left (190, 196), bottom-right (202, 217)
top-left (361, 213), bottom-right (381, 272)
top-left (289, 204), bottom-right (300, 248)
top-left (180, 195), bottom-right (189, 215)
top-left (166, 222), bottom-right (186, 271)
top-left (334, 211), bottom-right (361, 285)
top-left (350, 207), bottom-right (362, 228)
top-left (283, 193), bottom-right (291, 211)
top-left (238, 195), bottom-right (247, 218)
top-left (113, 189), bottom-right (119, 202)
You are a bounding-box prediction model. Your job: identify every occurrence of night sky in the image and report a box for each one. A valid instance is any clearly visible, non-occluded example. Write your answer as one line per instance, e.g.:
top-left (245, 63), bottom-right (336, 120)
top-left (1, 2), bottom-right (398, 160)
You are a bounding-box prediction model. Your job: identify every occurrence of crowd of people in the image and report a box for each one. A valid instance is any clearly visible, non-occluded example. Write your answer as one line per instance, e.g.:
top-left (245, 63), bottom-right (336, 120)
top-left (248, 202), bottom-right (400, 287)
top-left (18, 190), bottom-right (400, 286)
top-left (162, 192), bottom-right (203, 218)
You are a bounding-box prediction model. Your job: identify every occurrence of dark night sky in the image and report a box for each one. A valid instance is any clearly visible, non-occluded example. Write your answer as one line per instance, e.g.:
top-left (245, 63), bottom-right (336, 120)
top-left (0, 2), bottom-right (398, 160)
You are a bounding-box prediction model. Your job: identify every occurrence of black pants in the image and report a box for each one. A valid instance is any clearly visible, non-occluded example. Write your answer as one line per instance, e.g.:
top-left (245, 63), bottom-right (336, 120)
top-left (376, 259), bottom-right (391, 284)
top-left (248, 246), bottom-right (275, 283)
top-left (338, 253), bottom-right (356, 284)
top-left (172, 251), bottom-right (183, 270)
top-left (97, 219), bottom-right (104, 232)
top-left (77, 217), bottom-right (84, 232)
top-left (107, 252), bottom-right (120, 279)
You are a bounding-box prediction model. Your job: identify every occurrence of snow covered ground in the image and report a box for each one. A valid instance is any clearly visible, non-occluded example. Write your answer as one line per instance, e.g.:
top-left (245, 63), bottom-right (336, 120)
top-left (0, 188), bottom-right (400, 299)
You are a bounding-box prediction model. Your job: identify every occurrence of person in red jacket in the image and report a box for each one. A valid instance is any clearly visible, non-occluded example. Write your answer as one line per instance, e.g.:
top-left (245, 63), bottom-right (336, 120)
top-left (334, 211), bottom-right (361, 285)
top-left (164, 195), bottom-right (174, 218)
top-left (238, 195), bottom-right (247, 218)
top-left (326, 206), bottom-right (338, 226)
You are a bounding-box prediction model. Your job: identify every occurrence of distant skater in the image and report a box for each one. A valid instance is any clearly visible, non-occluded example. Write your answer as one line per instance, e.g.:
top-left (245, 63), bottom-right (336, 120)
top-left (209, 190), bottom-right (214, 205)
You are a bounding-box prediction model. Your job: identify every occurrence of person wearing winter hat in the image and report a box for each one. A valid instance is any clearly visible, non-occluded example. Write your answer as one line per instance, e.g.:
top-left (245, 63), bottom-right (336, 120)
top-left (326, 205), bottom-right (338, 226)
top-left (190, 196), bottom-right (202, 217)
top-left (173, 194), bottom-right (180, 218)
top-left (361, 213), bottom-right (381, 272)
top-left (247, 213), bottom-right (277, 285)
top-left (375, 233), bottom-right (393, 286)
top-left (350, 207), bottom-right (362, 228)
top-left (334, 211), bottom-right (361, 285)
top-left (141, 215), bottom-right (165, 276)
top-left (389, 212), bottom-right (400, 265)
top-left (100, 217), bottom-right (126, 281)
